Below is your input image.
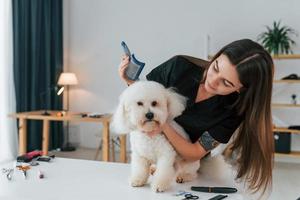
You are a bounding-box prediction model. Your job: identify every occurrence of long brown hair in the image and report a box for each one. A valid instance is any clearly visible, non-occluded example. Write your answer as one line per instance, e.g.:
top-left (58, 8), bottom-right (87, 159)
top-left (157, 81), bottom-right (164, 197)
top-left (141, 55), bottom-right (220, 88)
top-left (211, 39), bottom-right (274, 195)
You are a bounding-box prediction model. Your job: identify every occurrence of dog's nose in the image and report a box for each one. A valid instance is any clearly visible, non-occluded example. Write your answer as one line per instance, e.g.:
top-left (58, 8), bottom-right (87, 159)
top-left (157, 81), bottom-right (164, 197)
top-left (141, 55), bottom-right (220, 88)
top-left (145, 112), bottom-right (154, 120)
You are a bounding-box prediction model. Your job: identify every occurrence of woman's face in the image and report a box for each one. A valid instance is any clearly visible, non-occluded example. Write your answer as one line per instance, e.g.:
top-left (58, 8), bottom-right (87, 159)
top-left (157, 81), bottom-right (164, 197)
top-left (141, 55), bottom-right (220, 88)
top-left (205, 54), bottom-right (243, 95)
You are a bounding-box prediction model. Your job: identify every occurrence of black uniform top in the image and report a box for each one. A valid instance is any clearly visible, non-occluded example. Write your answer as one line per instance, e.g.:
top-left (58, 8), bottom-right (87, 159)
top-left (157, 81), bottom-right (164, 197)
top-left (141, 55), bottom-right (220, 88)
top-left (146, 55), bottom-right (244, 144)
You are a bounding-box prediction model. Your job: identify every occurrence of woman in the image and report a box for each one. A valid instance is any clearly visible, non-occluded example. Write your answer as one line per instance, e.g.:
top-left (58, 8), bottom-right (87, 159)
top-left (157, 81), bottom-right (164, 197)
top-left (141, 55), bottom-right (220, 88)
top-left (118, 39), bottom-right (274, 194)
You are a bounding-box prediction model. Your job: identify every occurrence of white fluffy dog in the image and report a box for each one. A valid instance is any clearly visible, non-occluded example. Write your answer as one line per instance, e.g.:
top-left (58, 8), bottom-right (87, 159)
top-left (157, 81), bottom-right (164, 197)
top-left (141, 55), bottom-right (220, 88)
top-left (111, 81), bottom-right (200, 192)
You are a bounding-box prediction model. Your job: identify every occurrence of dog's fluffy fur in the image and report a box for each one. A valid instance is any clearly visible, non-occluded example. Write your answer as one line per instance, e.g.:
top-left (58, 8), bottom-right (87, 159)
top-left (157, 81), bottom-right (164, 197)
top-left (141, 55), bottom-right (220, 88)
top-left (111, 81), bottom-right (200, 192)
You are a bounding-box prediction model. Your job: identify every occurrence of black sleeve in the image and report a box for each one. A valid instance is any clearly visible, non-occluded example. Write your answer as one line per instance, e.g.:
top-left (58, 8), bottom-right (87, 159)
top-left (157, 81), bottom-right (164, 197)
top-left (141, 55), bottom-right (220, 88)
top-left (198, 131), bottom-right (220, 151)
top-left (208, 114), bottom-right (243, 144)
top-left (146, 55), bottom-right (185, 88)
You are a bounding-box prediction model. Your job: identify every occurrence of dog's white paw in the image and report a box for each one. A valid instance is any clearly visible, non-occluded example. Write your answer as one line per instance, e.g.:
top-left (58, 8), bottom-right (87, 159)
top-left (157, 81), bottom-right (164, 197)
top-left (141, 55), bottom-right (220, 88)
top-left (130, 176), bottom-right (147, 187)
top-left (151, 180), bottom-right (171, 192)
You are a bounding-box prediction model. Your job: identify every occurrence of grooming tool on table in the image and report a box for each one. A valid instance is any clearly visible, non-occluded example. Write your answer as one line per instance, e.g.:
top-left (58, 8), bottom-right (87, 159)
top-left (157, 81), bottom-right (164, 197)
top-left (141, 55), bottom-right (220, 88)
top-left (16, 165), bottom-right (30, 179)
top-left (29, 159), bottom-right (39, 166)
top-left (208, 194), bottom-right (228, 200)
top-left (182, 193), bottom-right (199, 200)
top-left (17, 150), bottom-right (42, 163)
top-left (36, 154), bottom-right (55, 162)
top-left (173, 190), bottom-right (191, 196)
top-left (37, 170), bottom-right (44, 179)
top-left (191, 186), bottom-right (237, 194)
top-left (2, 168), bottom-right (14, 181)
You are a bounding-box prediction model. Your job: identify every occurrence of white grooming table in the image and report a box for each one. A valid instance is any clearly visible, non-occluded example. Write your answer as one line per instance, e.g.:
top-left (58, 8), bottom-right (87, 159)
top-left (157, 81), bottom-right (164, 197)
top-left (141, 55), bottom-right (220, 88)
top-left (0, 158), bottom-right (251, 200)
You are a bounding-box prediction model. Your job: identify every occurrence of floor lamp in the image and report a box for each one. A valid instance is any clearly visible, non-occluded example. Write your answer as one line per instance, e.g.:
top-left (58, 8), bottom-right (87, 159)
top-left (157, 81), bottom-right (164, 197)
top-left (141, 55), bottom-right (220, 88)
top-left (58, 72), bottom-right (78, 151)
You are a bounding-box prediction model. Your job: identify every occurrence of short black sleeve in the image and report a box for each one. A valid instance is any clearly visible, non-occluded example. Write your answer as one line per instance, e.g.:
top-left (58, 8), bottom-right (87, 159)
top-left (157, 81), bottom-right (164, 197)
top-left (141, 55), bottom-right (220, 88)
top-left (146, 56), bottom-right (202, 88)
top-left (208, 113), bottom-right (243, 143)
top-left (146, 56), bottom-right (175, 87)
top-left (198, 131), bottom-right (220, 151)
top-left (174, 94), bottom-right (244, 144)
top-left (146, 56), bottom-right (205, 106)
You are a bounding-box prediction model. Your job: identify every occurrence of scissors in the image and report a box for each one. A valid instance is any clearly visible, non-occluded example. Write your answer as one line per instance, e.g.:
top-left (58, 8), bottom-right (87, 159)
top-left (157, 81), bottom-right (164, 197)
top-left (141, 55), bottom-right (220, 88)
top-left (16, 165), bottom-right (30, 179)
top-left (174, 190), bottom-right (191, 196)
top-left (183, 194), bottom-right (199, 200)
top-left (2, 168), bottom-right (14, 181)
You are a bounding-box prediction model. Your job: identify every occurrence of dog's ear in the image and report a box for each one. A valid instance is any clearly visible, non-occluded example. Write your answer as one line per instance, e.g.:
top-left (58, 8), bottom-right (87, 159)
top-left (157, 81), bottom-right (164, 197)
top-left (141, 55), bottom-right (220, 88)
top-left (111, 92), bottom-right (132, 134)
top-left (166, 88), bottom-right (186, 120)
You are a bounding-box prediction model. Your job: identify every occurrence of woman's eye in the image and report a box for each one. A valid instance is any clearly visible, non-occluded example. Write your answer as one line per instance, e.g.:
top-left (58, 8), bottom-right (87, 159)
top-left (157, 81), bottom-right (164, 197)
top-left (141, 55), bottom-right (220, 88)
top-left (213, 63), bottom-right (218, 71)
top-left (223, 80), bottom-right (231, 87)
top-left (151, 101), bottom-right (157, 107)
top-left (137, 101), bottom-right (143, 106)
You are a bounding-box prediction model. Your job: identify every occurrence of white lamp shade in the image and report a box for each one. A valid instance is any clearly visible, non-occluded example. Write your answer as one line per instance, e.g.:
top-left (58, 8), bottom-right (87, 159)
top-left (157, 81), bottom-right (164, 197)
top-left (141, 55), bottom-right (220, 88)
top-left (58, 72), bottom-right (78, 85)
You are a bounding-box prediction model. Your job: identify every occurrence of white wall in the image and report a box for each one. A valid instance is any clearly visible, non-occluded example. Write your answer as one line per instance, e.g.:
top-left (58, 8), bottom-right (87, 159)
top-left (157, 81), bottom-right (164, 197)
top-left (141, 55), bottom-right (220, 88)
top-left (63, 0), bottom-right (300, 150)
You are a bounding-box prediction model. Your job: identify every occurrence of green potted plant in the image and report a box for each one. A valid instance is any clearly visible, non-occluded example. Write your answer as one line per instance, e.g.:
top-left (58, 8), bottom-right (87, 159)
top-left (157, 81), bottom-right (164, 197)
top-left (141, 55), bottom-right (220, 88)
top-left (257, 21), bottom-right (298, 55)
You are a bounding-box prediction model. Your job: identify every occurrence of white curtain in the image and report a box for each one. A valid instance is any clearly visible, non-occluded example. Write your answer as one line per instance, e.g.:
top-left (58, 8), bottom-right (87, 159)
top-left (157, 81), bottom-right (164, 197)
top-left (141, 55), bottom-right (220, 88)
top-left (0, 0), bottom-right (18, 163)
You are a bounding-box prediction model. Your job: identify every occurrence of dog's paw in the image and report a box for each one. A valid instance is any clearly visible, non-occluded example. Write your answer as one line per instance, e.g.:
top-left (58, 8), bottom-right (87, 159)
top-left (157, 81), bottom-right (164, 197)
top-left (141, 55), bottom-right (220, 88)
top-left (176, 173), bottom-right (197, 183)
top-left (151, 180), bottom-right (171, 192)
top-left (130, 176), bottom-right (147, 187)
top-left (149, 165), bottom-right (156, 175)
top-left (176, 176), bottom-right (184, 183)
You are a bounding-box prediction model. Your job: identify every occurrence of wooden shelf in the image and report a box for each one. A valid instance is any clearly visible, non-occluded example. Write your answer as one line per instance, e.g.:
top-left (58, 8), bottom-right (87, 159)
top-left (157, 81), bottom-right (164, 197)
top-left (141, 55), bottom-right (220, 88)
top-left (275, 151), bottom-right (300, 157)
top-left (273, 127), bottom-right (300, 134)
top-left (273, 80), bottom-right (300, 83)
top-left (272, 103), bottom-right (300, 108)
top-left (272, 54), bottom-right (300, 59)
top-left (272, 54), bottom-right (300, 159)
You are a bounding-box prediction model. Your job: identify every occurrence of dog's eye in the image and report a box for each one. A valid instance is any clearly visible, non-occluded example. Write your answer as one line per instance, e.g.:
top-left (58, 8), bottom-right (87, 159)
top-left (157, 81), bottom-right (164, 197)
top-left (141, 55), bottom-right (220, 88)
top-left (151, 101), bottom-right (157, 107)
top-left (137, 101), bottom-right (143, 106)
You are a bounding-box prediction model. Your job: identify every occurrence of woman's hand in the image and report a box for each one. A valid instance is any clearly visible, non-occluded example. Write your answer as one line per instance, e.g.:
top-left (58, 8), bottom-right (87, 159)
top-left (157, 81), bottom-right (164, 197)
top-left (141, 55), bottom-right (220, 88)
top-left (118, 55), bottom-right (134, 85)
top-left (144, 123), bottom-right (168, 137)
top-left (144, 127), bottom-right (162, 137)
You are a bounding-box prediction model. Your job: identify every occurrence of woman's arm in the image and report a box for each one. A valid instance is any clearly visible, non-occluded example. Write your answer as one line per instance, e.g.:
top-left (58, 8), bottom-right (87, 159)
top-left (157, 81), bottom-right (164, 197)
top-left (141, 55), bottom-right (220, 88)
top-left (162, 123), bottom-right (209, 161)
